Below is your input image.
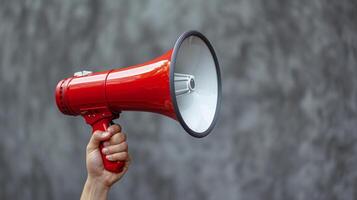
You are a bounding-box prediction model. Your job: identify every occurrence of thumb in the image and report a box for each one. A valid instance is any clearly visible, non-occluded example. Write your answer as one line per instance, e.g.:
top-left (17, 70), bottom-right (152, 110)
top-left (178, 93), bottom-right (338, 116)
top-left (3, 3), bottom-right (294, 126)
top-left (86, 130), bottom-right (112, 153)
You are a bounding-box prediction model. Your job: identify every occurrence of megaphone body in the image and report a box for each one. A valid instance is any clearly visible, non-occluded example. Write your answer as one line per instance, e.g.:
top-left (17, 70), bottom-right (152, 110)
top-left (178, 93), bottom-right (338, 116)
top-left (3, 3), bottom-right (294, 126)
top-left (55, 31), bottom-right (221, 173)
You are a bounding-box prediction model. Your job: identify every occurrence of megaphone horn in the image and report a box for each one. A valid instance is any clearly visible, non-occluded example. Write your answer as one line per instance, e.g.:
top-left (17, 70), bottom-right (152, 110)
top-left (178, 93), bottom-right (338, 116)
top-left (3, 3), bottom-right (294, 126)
top-left (55, 30), bottom-right (222, 173)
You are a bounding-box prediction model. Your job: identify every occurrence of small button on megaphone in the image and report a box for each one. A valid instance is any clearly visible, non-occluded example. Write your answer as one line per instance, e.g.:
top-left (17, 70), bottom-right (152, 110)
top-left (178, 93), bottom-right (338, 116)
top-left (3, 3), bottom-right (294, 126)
top-left (55, 30), bottom-right (221, 173)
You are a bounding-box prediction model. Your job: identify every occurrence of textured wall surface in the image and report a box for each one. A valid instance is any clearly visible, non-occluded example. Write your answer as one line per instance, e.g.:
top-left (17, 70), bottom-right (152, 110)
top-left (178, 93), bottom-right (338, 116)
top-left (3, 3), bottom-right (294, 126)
top-left (1, 0), bottom-right (357, 199)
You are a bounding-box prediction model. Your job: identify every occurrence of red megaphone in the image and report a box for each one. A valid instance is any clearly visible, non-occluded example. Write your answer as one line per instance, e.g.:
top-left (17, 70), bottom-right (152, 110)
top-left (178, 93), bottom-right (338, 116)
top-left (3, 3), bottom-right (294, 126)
top-left (55, 31), bottom-right (221, 173)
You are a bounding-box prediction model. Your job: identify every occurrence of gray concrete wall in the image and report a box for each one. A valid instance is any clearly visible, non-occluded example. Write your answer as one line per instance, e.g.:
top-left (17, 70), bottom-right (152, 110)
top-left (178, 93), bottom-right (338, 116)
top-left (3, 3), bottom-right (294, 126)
top-left (1, 0), bottom-right (357, 199)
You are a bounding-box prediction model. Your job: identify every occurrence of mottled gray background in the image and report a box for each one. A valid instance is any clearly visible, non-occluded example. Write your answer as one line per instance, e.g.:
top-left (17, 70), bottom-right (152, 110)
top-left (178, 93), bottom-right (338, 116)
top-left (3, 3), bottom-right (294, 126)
top-left (1, 0), bottom-right (357, 199)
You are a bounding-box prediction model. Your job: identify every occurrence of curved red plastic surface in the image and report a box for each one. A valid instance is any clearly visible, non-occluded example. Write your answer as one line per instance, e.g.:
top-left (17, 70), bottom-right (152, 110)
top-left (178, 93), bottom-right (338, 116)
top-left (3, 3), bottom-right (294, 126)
top-left (55, 50), bottom-right (175, 118)
top-left (55, 50), bottom-right (176, 173)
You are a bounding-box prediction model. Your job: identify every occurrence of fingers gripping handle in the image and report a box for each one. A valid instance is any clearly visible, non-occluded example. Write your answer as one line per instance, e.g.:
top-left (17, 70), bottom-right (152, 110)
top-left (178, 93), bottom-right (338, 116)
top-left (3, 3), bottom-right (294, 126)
top-left (91, 118), bottom-right (125, 173)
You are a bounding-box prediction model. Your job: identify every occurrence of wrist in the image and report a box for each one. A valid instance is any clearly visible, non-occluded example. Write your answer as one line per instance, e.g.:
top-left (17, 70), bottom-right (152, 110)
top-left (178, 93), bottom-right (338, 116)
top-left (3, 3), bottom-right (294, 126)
top-left (81, 177), bottom-right (110, 200)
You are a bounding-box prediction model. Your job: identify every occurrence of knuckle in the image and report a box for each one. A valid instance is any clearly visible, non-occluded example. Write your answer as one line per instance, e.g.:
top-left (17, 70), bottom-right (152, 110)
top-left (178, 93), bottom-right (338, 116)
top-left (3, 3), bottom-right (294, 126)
top-left (122, 142), bottom-right (128, 151)
top-left (109, 144), bottom-right (121, 153)
top-left (120, 132), bottom-right (127, 141)
top-left (115, 124), bottom-right (122, 132)
top-left (107, 145), bottom-right (115, 153)
top-left (113, 145), bottom-right (120, 152)
top-left (122, 152), bottom-right (128, 159)
top-left (110, 134), bottom-right (119, 144)
top-left (92, 131), bottom-right (102, 140)
top-left (110, 145), bottom-right (118, 153)
top-left (93, 130), bottom-right (102, 136)
top-left (109, 124), bottom-right (121, 133)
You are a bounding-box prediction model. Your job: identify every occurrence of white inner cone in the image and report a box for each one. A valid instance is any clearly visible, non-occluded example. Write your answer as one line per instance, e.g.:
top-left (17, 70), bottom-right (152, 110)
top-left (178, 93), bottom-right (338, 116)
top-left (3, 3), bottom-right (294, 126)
top-left (174, 35), bottom-right (218, 133)
top-left (174, 73), bottom-right (195, 96)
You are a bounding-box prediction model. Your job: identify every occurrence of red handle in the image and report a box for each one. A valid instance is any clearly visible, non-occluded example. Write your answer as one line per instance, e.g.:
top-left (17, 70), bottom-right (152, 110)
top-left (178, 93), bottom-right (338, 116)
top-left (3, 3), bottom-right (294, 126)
top-left (91, 118), bottom-right (125, 173)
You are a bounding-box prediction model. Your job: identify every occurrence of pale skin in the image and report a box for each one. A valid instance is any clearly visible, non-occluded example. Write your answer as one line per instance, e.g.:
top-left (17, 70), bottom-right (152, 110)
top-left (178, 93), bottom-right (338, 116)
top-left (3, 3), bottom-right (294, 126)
top-left (80, 124), bottom-right (130, 200)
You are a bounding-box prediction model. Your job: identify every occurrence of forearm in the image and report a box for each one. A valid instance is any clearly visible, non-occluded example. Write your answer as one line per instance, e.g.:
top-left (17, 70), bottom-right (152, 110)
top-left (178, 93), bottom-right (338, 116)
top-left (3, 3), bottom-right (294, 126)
top-left (80, 178), bottom-right (109, 200)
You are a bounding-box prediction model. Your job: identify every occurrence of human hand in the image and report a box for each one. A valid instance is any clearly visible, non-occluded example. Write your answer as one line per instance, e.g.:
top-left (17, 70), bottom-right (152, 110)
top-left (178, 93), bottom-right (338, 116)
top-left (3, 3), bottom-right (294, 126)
top-left (81, 124), bottom-right (130, 200)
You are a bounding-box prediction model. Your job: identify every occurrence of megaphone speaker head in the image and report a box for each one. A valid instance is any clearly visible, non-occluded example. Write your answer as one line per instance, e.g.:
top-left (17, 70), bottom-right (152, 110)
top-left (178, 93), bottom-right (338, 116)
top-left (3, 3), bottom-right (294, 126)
top-left (55, 30), bottom-right (221, 172)
top-left (56, 30), bottom-right (221, 138)
top-left (170, 31), bottom-right (221, 138)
